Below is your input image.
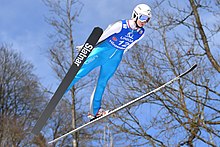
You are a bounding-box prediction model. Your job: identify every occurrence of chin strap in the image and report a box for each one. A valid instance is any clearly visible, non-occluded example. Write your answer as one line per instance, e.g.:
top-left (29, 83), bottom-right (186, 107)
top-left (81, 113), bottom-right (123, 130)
top-left (134, 18), bottom-right (142, 28)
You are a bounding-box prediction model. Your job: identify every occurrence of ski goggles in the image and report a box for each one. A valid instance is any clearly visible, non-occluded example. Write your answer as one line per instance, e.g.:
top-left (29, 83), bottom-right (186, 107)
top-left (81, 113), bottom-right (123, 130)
top-left (139, 15), bottom-right (150, 22)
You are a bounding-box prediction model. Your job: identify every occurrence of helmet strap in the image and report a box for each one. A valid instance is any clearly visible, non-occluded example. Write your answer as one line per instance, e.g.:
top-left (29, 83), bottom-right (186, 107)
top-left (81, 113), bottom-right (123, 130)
top-left (135, 17), bottom-right (142, 28)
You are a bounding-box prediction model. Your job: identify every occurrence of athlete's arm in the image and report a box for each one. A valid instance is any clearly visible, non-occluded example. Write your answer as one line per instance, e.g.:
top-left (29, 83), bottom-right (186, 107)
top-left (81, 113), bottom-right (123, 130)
top-left (127, 33), bottom-right (145, 49)
top-left (76, 21), bottom-right (122, 51)
top-left (123, 32), bottom-right (145, 53)
top-left (97, 21), bottom-right (122, 44)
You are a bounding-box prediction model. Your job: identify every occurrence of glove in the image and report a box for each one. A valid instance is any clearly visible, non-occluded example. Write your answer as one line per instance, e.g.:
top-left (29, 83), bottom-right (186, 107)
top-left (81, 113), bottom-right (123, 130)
top-left (76, 45), bottom-right (84, 52)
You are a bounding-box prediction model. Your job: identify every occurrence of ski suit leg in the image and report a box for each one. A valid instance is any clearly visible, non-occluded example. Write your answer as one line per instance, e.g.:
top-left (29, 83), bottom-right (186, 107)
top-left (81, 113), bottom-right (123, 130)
top-left (90, 49), bottom-right (124, 115)
top-left (66, 47), bottom-right (105, 92)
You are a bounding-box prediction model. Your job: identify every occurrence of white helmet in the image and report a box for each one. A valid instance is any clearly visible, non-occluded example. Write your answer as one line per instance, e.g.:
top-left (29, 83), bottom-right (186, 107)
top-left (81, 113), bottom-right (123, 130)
top-left (132, 4), bottom-right (152, 21)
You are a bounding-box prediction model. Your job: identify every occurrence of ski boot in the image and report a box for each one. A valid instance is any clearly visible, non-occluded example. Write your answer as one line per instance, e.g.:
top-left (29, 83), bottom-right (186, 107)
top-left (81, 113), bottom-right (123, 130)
top-left (88, 108), bottom-right (110, 121)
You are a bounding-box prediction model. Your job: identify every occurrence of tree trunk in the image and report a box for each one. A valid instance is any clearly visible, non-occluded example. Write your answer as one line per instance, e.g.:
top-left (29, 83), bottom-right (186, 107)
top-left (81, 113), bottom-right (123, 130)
top-left (189, 0), bottom-right (220, 72)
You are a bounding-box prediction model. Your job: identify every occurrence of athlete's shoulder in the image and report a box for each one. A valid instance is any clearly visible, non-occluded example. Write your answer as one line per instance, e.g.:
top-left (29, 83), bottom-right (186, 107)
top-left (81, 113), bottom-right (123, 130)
top-left (108, 19), bottom-right (132, 28)
top-left (104, 20), bottom-right (123, 33)
top-left (108, 20), bottom-right (122, 27)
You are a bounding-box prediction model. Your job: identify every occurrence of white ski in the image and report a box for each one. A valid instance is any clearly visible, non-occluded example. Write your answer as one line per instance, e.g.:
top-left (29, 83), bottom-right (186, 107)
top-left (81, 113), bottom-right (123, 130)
top-left (48, 63), bottom-right (197, 144)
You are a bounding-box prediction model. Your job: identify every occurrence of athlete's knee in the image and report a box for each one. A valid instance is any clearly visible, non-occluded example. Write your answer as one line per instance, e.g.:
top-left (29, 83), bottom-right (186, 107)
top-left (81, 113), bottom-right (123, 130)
top-left (98, 77), bottom-right (111, 88)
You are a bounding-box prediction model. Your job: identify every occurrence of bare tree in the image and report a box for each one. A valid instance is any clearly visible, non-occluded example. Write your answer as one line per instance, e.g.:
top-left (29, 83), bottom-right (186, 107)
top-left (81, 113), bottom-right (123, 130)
top-left (188, 0), bottom-right (220, 72)
top-left (47, 99), bottom-right (73, 146)
top-left (103, 0), bottom-right (220, 146)
top-left (42, 0), bottom-right (98, 146)
top-left (0, 44), bottom-right (47, 146)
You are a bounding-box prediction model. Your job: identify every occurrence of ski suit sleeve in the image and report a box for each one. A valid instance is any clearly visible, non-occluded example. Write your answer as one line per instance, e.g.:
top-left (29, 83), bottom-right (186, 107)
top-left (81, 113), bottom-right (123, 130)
top-left (76, 21), bottom-right (122, 51)
top-left (97, 21), bottom-right (122, 44)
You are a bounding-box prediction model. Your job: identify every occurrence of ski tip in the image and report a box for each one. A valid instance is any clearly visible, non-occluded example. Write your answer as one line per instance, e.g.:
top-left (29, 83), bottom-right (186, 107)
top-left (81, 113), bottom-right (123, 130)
top-left (190, 63), bottom-right (197, 71)
top-left (179, 63), bottom-right (197, 78)
top-left (93, 27), bottom-right (103, 33)
top-left (94, 26), bottom-right (103, 29)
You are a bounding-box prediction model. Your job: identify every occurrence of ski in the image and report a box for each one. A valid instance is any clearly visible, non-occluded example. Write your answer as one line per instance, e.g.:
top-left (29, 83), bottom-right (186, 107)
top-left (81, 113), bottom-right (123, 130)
top-left (48, 63), bottom-right (197, 144)
top-left (31, 27), bottom-right (103, 135)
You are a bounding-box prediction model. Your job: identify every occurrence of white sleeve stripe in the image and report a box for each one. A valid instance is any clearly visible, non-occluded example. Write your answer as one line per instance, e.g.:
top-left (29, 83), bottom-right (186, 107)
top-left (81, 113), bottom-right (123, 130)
top-left (97, 21), bottom-right (122, 43)
top-left (124, 32), bottom-right (145, 52)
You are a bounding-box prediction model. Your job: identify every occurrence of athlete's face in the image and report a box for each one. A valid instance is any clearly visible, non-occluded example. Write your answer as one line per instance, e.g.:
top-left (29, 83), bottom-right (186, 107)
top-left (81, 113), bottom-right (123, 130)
top-left (136, 15), bottom-right (150, 28)
top-left (136, 19), bottom-right (148, 27)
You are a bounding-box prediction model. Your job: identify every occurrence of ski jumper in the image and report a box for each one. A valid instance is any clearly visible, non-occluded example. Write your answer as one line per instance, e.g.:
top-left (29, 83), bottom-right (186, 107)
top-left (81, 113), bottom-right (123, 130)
top-left (67, 20), bottom-right (145, 116)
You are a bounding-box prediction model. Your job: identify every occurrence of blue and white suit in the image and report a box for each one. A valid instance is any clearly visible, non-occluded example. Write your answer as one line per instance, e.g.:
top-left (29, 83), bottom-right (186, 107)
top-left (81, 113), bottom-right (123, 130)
top-left (67, 20), bottom-right (145, 116)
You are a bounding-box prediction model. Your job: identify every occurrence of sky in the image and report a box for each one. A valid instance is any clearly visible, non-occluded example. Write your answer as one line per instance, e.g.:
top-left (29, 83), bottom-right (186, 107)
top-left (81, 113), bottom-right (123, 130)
top-left (1, 1), bottom-right (219, 146)
top-left (0, 0), bottom-right (153, 90)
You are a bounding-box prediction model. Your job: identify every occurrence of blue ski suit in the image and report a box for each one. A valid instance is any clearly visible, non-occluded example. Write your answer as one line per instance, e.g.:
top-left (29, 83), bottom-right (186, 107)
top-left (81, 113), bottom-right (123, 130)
top-left (67, 20), bottom-right (145, 116)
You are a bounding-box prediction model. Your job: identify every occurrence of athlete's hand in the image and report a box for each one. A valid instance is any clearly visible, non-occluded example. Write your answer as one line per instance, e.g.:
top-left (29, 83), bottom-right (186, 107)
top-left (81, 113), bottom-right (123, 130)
top-left (76, 45), bottom-right (84, 52)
